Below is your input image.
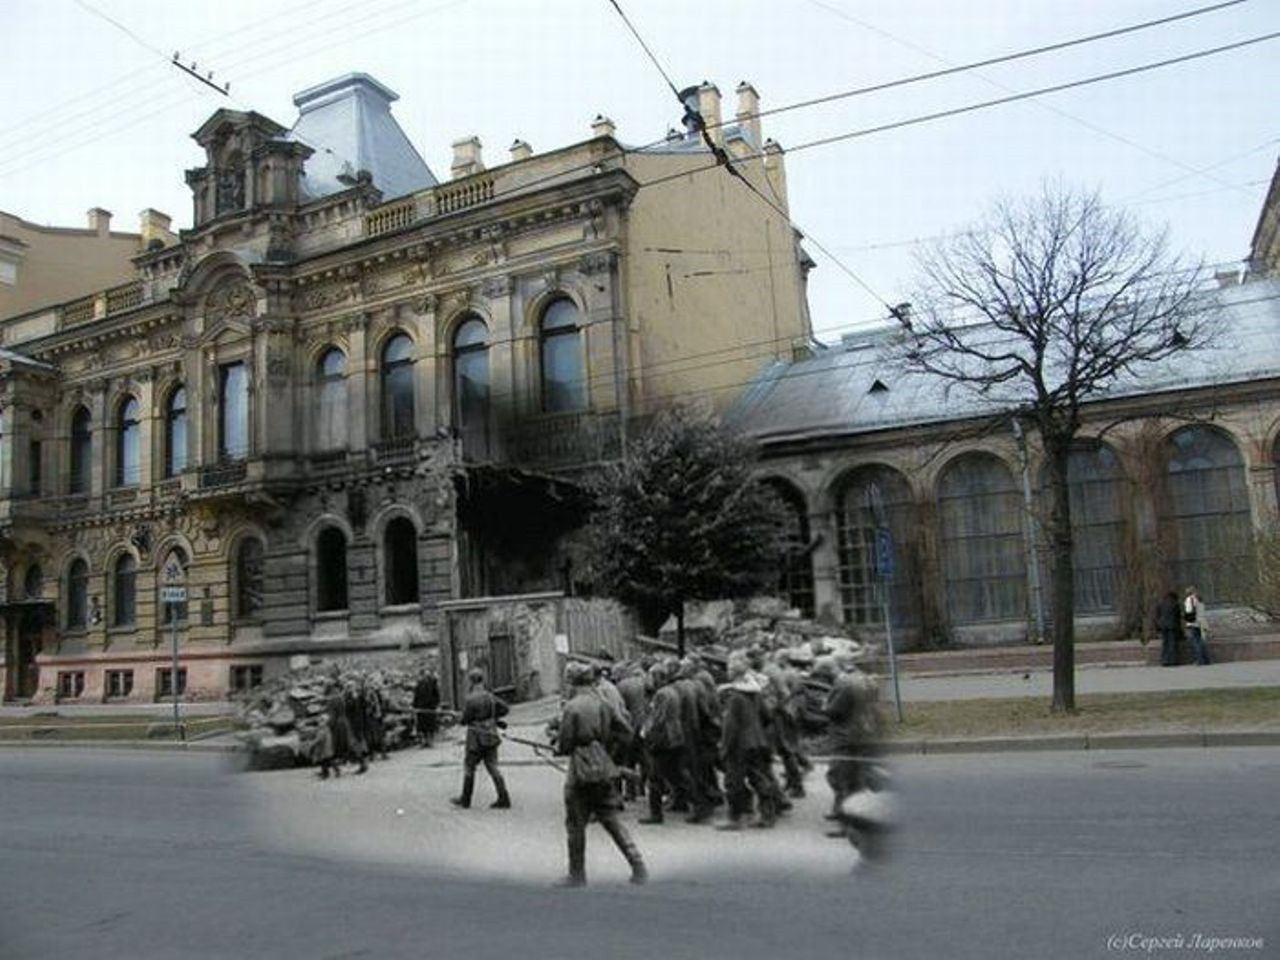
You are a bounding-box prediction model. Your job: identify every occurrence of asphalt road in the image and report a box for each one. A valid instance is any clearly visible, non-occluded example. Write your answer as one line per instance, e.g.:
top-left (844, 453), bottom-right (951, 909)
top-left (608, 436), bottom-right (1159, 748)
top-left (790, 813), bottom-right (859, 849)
top-left (0, 747), bottom-right (1276, 960)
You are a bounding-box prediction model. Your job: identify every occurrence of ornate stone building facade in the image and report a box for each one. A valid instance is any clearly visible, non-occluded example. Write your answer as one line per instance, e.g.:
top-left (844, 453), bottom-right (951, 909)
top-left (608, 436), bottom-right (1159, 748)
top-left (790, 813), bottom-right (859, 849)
top-left (0, 73), bottom-right (812, 702)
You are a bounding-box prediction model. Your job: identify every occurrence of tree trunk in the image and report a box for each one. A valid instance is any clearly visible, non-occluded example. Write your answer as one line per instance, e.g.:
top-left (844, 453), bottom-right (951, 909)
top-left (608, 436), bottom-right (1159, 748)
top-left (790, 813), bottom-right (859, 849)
top-left (1045, 435), bottom-right (1076, 713)
top-left (676, 603), bottom-right (685, 659)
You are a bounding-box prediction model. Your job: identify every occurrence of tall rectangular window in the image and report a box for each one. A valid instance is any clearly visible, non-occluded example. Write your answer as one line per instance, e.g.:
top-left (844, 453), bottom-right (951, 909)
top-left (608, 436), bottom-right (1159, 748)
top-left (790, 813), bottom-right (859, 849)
top-left (219, 362), bottom-right (249, 460)
top-left (28, 439), bottom-right (41, 495)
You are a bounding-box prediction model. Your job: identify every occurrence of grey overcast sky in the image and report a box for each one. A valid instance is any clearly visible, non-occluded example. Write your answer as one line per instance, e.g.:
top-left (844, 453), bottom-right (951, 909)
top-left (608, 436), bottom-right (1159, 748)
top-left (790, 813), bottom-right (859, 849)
top-left (1, 0), bottom-right (1277, 342)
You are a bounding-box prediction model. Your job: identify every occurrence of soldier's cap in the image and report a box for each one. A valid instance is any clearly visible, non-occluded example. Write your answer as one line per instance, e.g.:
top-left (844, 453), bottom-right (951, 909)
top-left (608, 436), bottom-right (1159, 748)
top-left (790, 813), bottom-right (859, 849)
top-left (787, 646), bottom-right (815, 666)
top-left (565, 661), bottom-right (596, 686)
top-left (811, 656), bottom-right (838, 679)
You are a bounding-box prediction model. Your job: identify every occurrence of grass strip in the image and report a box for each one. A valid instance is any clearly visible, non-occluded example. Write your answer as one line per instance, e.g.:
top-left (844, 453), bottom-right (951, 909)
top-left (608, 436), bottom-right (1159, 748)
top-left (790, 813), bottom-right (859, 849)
top-left (881, 687), bottom-right (1280, 740)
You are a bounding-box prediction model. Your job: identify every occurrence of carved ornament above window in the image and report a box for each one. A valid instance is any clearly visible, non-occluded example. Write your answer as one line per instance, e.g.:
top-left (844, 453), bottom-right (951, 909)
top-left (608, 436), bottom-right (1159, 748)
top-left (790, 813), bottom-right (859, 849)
top-left (206, 281), bottom-right (256, 324)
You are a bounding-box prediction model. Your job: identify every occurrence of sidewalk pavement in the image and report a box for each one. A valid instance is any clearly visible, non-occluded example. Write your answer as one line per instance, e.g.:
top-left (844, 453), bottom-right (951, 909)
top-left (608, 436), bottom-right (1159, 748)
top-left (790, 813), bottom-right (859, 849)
top-left (895, 658), bottom-right (1280, 702)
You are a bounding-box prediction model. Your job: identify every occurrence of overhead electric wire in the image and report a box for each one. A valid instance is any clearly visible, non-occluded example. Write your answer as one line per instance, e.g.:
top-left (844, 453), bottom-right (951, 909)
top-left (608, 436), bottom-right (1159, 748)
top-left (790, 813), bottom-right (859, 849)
top-left (797, 0), bottom-right (1255, 194)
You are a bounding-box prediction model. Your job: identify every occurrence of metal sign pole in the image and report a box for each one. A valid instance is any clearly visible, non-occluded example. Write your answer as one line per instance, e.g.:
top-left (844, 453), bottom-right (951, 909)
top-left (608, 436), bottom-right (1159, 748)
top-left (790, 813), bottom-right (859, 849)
top-left (867, 483), bottom-right (904, 723)
top-left (170, 601), bottom-right (182, 740)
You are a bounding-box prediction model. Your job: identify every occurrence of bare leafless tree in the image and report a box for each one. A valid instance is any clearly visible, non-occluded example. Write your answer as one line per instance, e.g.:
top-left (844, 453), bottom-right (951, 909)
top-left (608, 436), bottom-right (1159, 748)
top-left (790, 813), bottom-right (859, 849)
top-left (892, 183), bottom-right (1216, 712)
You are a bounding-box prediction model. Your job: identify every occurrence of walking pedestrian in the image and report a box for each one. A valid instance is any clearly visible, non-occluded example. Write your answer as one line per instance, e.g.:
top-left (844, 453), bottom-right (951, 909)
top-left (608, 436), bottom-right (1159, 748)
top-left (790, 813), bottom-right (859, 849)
top-left (344, 681), bottom-right (370, 774)
top-left (450, 669), bottom-right (512, 810)
top-left (1153, 591), bottom-right (1183, 667)
top-left (554, 661), bottom-right (647, 887)
top-left (638, 660), bottom-right (693, 825)
top-left (672, 659), bottom-right (713, 823)
top-left (823, 661), bottom-right (882, 830)
top-left (1183, 586), bottom-right (1212, 665)
top-left (315, 681), bottom-right (352, 779)
top-left (716, 652), bottom-right (778, 830)
top-left (413, 660), bottom-right (441, 747)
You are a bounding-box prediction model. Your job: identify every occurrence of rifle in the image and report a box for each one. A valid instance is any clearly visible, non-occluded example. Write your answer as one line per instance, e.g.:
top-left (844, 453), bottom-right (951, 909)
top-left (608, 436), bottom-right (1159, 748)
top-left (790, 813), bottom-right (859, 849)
top-left (499, 730), bottom-right (566, 773)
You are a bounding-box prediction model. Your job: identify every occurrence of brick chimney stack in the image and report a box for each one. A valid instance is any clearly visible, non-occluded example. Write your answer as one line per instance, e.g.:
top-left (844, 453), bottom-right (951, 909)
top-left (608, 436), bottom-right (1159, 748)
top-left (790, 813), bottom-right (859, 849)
top-left (451, 136), bottom-right (484, 179)
top-left (591, 115), bottom-right (616, 139)
top-left (735, 82), bottom-right (761, 147)
top-left (87, 207), bottom-right (112, 236)
top-left (509, 139), bottom-right (532, 162)
top-left (138, 208), bottom-right (173, 249)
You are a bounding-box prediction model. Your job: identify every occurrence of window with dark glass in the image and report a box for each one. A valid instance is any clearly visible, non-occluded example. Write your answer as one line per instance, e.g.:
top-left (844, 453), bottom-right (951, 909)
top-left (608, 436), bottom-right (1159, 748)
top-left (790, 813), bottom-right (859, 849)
top-left (938, 454), bottom-right (1026, 625)
top-left (235, 538), bottom-right (265, 621)
top-left (23, 564), bottom-right (42, 600)
top-left (540, 298), bottom-right (585, 413)
top-left (219, 362), bottom-right (249, 460)
top-left (69, 406), bottom-right (92, 494)
top-left (316, 349), bottom-right (348, 450)
top-left (106, 669), bottom-right (134, 698)
top-left (116, 396), bottom-right (141, 487)
top-left (28, 439), bottom-right (41, 495)
top-left (157, 667), bottom-right (187, 698)
top-left (765, 480), bottom-right (814, 618)
top-left (161, 548), bottom-right (188, 625)
top-left (316, 527), bottom-right (349, 612)
top-left (1160, 426), bottom-right (1254, 603)
top-left (453, 318), bottom-right (489, 433)
top-left (1040, 445), bottom-right (1125, 615)
top-left (384, 516), bottom-right (420, 605)
top-left (381, 335), bottom-right (415, 440)
top-left (836, 466), bottom-right (920, 628)
top-left (66, 558), bottom-right (88, 629)
top-left (166, 387), bottom-right (188, 477)
top-left (113, 554), bottom-right (137, 627)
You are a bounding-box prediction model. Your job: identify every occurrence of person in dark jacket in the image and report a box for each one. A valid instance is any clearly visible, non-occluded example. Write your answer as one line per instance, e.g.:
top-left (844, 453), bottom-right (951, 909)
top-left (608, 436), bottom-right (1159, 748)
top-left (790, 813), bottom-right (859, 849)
top-left (717, 652), bottom-right (778, 830)
top-left (363, 678), bottom-right (390, 760)
top-left (637, 661), bottom-right (694, 825)
top-left (343, 682), bottom-right (370, 774)
top-left (614, 661), bottom-right (650, 801)
top-left (672, 661), bottom-right (713, 822)
top-left (412, 662), bottom-right (442, 747)
top-left (1153, 591), bottom-right (1183, 667)
top-left (554, 661), bottom-right (647, 887)
top-left (315, 682), bottom-right (351, 779)
top-left (824, 664), bottom-right (881, 821)
top-left (451, 669), bottom-right (511, 809)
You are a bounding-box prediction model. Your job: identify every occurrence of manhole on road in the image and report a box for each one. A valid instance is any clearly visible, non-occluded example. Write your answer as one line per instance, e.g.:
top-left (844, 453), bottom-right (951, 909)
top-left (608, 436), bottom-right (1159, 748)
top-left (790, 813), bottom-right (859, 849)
top-left (1092, 760), bottom-right (1149, 770)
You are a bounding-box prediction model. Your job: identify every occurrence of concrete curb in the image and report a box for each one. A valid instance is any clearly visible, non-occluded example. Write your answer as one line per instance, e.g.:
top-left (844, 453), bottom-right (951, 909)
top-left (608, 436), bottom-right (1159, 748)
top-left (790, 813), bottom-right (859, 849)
top-left (6, 730), bottom-right (1279, 758)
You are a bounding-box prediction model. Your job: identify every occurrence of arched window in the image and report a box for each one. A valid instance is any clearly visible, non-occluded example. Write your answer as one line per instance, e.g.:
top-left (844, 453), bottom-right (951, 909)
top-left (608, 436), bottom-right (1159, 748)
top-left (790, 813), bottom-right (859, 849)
top-left (384, 516), bottom-right (420, 606)
top-left (24, 564), bottom-right (43, 600)
top-left (540, 298), bottom-right (585, 413)
top-left (316, 349), bottom-right (348, 450)
top-left (938, 454), bottom-right (1026, 625)
top-left (234, 538), bottom-right (265, 621)
top-left (69, 406), bottom-right (92, 494)
top-left (765, 480), bottom-right (814, 618)
top-left (1050, 445), bottom-right (1125, 614)
top-left (453, 318), bottom-right (490, 455)
top-left (316, 527), bottom-right (349, 612)
top-left (165, 387), bottom-right (188, 478)
top-left (381, 334), bottom-right (415, 440)
top-left (836, 466), bottom-right (919, 627)
top-left (219, 362), bottom-right (249, 460)
top-left (66, 559), bottom-right (88, 629)
top-left (113, 554), bottom-right (137, 627)
top-left (1160, 426), bottom-right (1254, 602)
top-left (161, 548), bottom-right (188, 625)
top-left (116, 396), bottom-right (141, 487)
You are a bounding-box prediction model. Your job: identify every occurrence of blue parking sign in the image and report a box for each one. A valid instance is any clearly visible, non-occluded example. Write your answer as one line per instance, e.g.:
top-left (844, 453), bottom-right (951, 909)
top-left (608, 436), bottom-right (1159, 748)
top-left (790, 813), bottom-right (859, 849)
top-left (875, 527), bottom-right (894, 579)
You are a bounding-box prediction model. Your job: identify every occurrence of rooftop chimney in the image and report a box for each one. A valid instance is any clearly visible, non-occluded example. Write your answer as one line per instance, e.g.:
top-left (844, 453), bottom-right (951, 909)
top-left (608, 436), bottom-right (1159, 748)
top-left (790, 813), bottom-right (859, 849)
top-left (138, 208), bottom-right (173, 250)
top-left (87, 208), bottom-right (112, 236)
top-left (735, 81), bottom-right (761, 146)
top-left (451, 136), bottom-right (484, 180)
top-left (591, 114), bottom-right (616, 139)
top-left (509, 139), bottom-right (532, 162)
top-left (677, 81), bottom-right (722, 146)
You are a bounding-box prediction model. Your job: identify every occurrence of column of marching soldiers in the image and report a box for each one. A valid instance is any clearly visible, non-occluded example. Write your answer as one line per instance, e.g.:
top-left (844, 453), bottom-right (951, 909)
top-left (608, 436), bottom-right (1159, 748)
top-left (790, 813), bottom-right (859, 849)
top-left (308, 644), bottom-right (884, 886)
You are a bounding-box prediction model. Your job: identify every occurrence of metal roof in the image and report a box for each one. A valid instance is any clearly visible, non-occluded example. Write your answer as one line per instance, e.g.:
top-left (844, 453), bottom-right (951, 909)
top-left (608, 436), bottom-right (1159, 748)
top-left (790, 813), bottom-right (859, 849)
top-left (729, 277), bottom-right (1280, 444)
top-left (288, 73), bottom-right (438, 202)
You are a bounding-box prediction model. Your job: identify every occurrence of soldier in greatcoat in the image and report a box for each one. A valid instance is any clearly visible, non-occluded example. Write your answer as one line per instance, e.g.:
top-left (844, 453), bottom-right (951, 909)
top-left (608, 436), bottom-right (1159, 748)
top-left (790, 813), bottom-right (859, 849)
top-left (716, 652), bottom-right (779, 830)
top-left (637, 661), bottom-right (694, 825)
top-left (553, 661), bottom-right (647, 887)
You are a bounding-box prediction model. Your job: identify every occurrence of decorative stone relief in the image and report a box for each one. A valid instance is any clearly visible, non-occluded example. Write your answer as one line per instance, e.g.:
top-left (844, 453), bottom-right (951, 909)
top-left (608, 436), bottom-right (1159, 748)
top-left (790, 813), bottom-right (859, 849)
top-left (205, 281), bottom-right (256, 324)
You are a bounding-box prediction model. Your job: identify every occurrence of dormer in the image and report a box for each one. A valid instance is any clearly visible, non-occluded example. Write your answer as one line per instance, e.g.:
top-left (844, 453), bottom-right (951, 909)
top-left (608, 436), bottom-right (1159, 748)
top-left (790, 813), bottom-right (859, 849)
top-left (185, 109), bottom-right (313, 227)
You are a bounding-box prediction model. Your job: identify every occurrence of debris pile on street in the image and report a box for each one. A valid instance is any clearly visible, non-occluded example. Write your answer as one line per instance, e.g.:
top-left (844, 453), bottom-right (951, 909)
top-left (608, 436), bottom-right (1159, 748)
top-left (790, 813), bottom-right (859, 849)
top-left (658, 597), bottom-right (877, 668)
top-left (235, 658), bottom-right (433, 770)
